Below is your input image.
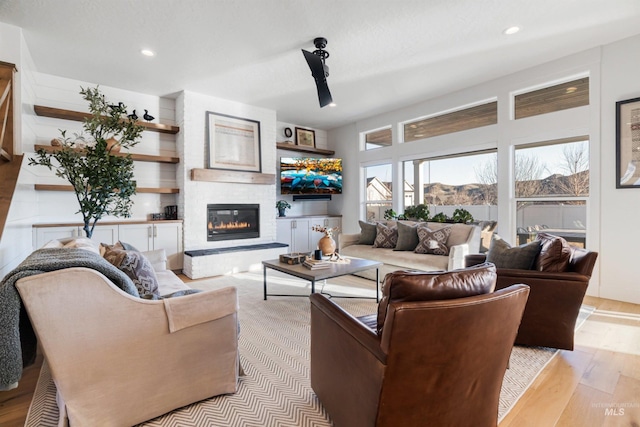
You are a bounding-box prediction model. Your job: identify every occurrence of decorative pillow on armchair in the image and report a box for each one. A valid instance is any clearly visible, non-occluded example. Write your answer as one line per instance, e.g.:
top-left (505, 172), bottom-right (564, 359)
top-left (535, 232), bottom-right (572, 272)
top-left (103, 247), bottom-right (160, 298)
top-left (373, 223), bottom-right (398, 248)
top-left (375, 263), bottom-right (497, 334)
top-left (486, 235), bottom-right (541, 270)
top-left (414, 225), bottom-right (451, 255)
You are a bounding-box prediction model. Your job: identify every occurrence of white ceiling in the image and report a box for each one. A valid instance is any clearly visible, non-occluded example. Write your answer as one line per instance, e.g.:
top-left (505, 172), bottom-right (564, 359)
top-left (1, 0), bottom-right (640, 130)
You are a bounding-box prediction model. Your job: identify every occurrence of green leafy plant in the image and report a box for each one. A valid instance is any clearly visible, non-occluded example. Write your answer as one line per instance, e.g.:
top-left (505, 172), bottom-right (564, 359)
top-left (383, 209), bottom-right (397, 220)
top-left (403, 204), bottom-right (430, 221)
top-left (29, 86), bottom-right (144, 238)
top-left (431, 212), bottom-right (449, 223)
top-left (452, 208), bottom-right (474, 223)
top-left (276, 200), bottom-right (291, 210)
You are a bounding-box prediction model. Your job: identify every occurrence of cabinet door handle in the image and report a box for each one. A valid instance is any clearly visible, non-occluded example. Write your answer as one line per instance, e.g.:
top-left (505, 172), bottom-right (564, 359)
top-left (324, 219), bottom-right (329, 226)
top-left (153, 225), bottom-right (157, 238)
top-left (148, 226), bottom-right (153, 238)
top-left (292, 220), bottom-right (296, 229)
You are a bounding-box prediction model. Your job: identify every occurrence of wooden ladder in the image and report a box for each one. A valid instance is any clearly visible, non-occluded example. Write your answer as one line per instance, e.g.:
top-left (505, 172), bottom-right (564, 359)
top-left (0, 61), bottom-right (18, 241)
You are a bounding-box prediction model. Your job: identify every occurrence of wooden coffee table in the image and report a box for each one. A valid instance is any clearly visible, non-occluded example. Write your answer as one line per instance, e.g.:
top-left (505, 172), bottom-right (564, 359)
top-left (262, 257), bottom-right (382, 301)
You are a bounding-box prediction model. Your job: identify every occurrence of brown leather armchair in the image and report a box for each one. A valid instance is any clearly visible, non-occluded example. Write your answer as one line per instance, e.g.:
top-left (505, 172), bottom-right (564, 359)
top-left (465, 246), bottom-right (598, 350)
top-left (310, 282), bottom-right (529, 427)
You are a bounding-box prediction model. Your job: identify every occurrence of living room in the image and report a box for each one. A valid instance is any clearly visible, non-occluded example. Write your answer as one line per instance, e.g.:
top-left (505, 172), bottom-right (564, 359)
top-left (1, 1), bottom-right (640, 426)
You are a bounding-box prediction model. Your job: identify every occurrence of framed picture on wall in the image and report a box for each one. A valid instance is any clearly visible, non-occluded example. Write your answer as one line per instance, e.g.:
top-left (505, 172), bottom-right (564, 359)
top-left (616, 96), bottom-right (640, 188)
top-left (206, 111), bottom-right (261, 172)
top-left (295, 127), bottom-right (316, 148)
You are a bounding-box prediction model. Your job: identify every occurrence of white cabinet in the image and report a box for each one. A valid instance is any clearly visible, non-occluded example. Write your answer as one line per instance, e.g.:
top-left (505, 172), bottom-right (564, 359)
top-left (118, 222), bottom-right (183, 270)
top-left (276, 216), bottom-right (341, 254)
top-left (34, 221), bottom-right (183, 270)
top-left (276, 218), bottom-right (311, 253)
top-left (34, 224), bottom-right (118, 248)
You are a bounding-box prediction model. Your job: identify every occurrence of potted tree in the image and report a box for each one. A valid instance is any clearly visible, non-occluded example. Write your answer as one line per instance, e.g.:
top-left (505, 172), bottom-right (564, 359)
top-left (29, 86), bottom-right (144, 238)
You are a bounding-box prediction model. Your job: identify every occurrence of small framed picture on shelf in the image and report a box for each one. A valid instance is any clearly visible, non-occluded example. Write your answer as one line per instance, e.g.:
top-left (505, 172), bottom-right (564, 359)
top-left (295, 127), bottom-right (316, 148)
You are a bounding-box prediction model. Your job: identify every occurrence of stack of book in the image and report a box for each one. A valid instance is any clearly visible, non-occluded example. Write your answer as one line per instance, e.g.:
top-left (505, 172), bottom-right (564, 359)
top-left (302, 258), bottom-right (331, 270)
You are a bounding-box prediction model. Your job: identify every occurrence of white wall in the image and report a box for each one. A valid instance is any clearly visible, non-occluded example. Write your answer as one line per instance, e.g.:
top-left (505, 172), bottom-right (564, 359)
top-left (24, 73), bottom-right (179, 224)
top-left (177, 91), bottom-right (277, 251)
top-left (329, 47), bottom-right (612, 299)
top-left (599, 34), bottom-right (640, 303)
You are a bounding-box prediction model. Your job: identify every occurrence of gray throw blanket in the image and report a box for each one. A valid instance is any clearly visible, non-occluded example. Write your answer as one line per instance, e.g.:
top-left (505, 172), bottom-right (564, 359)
top-left (0, 248), bottom-right (140, 389)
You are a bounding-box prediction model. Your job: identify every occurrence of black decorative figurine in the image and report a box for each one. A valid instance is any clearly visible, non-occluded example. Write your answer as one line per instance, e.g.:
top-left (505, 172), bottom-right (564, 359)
top-left (143, 109), bottom-right (155, 122)
top-left (127, 110), bottom-right (138, 121)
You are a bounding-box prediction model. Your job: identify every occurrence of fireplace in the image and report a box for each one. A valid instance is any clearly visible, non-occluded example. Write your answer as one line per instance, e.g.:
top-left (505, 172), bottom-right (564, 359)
top-left (207, 204), bottom-right (260, 241)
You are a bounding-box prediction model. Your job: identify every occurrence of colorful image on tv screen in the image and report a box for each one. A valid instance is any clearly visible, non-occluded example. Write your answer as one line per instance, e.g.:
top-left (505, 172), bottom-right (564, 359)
top-left (280, 157), bottom-right (342, 194)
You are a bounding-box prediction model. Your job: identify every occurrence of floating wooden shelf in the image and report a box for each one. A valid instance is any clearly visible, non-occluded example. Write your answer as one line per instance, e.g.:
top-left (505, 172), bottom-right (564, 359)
top-left (33, 145), bottom-right (179, 164)
top-left (276, 142), bottom-right (335, 156)
top-left (35, 184), bottom-right (179, 194)
top-left (34, 105), bottom-right (180, 135)
top-left (191, 168), bottom-right (276, 185)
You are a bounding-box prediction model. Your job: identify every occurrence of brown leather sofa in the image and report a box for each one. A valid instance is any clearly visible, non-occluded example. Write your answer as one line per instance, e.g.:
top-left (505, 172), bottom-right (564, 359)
top-left (465, 245), bottom-right (598, 350)
top-left (310, 264), bottom-right (529, 427)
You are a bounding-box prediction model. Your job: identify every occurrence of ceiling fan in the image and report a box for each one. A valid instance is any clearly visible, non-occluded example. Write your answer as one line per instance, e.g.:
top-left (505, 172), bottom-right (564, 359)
top-left (302, 37), bottom-right (333, 108)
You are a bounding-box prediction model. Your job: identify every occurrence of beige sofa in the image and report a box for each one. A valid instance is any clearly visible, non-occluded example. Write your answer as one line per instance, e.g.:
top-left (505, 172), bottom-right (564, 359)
top-left (14, 238), bottom-right (240, 427)
top-left (339, 221), bottom-right (481, 280)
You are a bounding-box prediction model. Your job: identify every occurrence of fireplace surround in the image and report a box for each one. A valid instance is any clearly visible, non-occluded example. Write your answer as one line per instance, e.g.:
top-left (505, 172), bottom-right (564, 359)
top-left (207, 204), bottom-right (259, 241)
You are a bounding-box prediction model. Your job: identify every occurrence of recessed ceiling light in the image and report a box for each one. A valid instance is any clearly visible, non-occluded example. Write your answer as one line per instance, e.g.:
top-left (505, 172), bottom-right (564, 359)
top-left (141, 49), bottom-right (155, 57)
top-left (503, 26), bottom-right (520, 35)
top-left (328, 102), bottom-right (337, 107)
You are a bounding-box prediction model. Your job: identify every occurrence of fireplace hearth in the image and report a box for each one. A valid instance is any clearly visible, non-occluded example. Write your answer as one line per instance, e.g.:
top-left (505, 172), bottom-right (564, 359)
top-left (207, 204), bottom-right (259, 241)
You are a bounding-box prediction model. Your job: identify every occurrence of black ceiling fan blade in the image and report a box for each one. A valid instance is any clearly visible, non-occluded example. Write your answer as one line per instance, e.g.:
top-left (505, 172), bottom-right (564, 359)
top-left (316, 79), bottom-right (333, 108)
top-left (302, 49), bottom-right (325, 79)
top-left (302, 49), bottom-right (333, 107)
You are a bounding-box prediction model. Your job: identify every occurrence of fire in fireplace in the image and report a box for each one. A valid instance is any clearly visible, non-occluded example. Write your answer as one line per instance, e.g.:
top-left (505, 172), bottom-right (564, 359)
top-left (207, 204), bottom-right (259, 241)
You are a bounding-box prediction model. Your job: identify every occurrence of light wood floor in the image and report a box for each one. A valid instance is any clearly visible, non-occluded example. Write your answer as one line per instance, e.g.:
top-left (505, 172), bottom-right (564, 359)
top-left (1, 295), bottom-right (638, 427)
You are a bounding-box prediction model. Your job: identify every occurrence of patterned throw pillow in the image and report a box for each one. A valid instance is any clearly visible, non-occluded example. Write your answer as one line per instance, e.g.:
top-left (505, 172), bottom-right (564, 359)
top-left (373, 223), bottom-right (398, 248)
top-left (103, 247), bottom-right (160, 298)
top-left (486, 235), bottom-right (541, 270)
top-left (414, 226), bottom-right (452, 255)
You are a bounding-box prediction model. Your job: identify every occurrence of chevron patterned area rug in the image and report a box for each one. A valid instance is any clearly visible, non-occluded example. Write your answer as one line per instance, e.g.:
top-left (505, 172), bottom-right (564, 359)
top-left (25, 271), bottom-right (594, 426)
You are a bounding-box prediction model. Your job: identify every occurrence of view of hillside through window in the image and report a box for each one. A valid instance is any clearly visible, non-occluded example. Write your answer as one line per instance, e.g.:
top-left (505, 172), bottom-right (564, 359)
top-left (402, 151), bottom-right (498, 221)
top-left (515, 139), bottom-right (589, 247)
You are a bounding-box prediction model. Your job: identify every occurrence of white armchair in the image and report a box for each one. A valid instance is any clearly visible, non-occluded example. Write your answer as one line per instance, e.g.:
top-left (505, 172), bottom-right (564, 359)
top-left (16, 267), bottom-right (239, 427)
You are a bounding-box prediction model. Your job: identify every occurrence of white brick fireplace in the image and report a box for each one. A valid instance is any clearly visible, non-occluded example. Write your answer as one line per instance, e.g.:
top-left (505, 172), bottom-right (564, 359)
top-left (176, 91), bottom-right (285, 278)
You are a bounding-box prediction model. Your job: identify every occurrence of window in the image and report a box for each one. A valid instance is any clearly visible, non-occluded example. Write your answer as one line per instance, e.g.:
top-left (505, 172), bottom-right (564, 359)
top-left (514, 77), bottom-right (589, 120)
top-left (514, 137), bottom-right (589, 247)
top-left (364, 164), bottom-right (392, 221)
top-left (402, 151), bottom-right (498, 219)
top-left (364, 127), bottom-right (392, 150)
top-left (403, 101), bottom-right (497, 142)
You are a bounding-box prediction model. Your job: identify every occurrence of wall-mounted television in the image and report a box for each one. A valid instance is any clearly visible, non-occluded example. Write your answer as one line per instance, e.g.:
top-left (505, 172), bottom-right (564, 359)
top-left (280, 157), bottom-right (343, 195)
